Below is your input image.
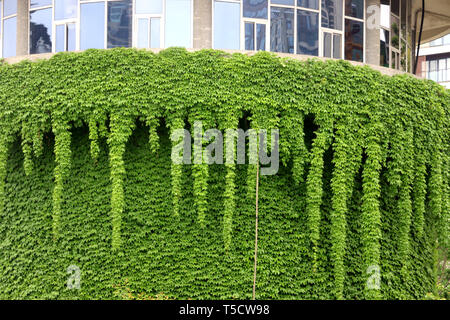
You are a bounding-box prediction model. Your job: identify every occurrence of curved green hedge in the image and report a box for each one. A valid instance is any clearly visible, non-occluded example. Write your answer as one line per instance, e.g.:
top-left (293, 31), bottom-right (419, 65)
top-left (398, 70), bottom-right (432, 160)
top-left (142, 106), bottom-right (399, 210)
top-left (0, 48), bottom-right (448, 299)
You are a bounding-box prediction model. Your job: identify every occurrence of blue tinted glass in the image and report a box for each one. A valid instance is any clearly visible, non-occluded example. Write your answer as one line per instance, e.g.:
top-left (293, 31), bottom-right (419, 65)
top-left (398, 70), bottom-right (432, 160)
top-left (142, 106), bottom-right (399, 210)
top-left (345, 19), bottom-right (363, 62)
top-left (30, 0), bottom-right (52, 8)
top-left (68, 23), bottom-right (76, 51)
top-left (165, 0), bottom-right (192, 48)
top-left (56, 24), bottom-right (65, 52)
top-left (108, 0), bottom-right (132, 48)
top-left (271, 0), bottom-right (294, 6)
top-left (245, 22), bottom-right (254, 51)
top-left (298, 0), bottom-right (318, 9)
top-left (256, 24), bottom-right (265, 51)
top-left (4, 0), bottom-right (17, 16)
top-left (135, 0), bottom-right (162, 14)
top-left (214, 1), bottom-right (240, 50)
top-left (297, 9), bottom-right (318, 56)
top-left (270, 7), bottom-right (294, 54)
top-left (3, 17), bottom-right (17, 57)
top-left (81, 2), bottom-right (105, 50)
top-left (345, 0), bottom-right (363, 19)
top-left (150, 18), bottom-right (160, 48)
top-left (30, 8), bottom-right (52, 54)
top-left (243, 0), bottom-right (268, 19)
top-left (55, 0), bottom-right (78, 20)
top-left (321, 0), bottom-right (343, 30)
top-left (137, 18), bottom-right (149, 48)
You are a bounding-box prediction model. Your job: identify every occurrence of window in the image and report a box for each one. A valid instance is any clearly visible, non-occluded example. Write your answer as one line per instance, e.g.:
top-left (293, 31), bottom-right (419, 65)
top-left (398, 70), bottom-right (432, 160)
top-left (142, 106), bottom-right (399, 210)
top-left (30, 8), bottom-right (52, 54)
top-left (135, 0), bottom-right (163, 49)
top-left (243, 0), bottom-right (268, 19)
top-left (165, 0), bottom-right (192, 48)
top-left (270, 6), bottom-right (294, 54)
top-left (80, 2), bottom-right (105, 50)
top-left (323, 32), bottom-right (341, 58)
top-left (298, 0), bottom-right (319, 10)
top-left (2, 0), bottom-right (17, 58)
top-left (213, 1), bottom-right (240, 50)
top-left (135, 0), bottom-right (163, 14)
top-left (54, 0), bottom-right (77, 20)
top-left (107, 0), bottom-right (132, 48)
top-left (321, 0), bottom-right (343, 31)
top-left (245, 22), bottom-right (265, 51)
top-left (380, 29), bottom-right (389, 68)
top-left (56, 23), bottom-right (75, 52)
top-left (297, 9), bottom-right (318, 56)
top-left (344, 0), bottom-right (363, 62)
top-left (426, 58), bottom-right (449, 83)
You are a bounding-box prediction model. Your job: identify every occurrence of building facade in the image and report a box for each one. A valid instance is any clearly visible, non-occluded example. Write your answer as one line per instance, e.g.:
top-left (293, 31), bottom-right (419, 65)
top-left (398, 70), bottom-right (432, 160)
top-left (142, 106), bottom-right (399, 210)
top-left (0, 0), bottom-right (449, 74)
top-left (417, 33), bottom-right (450, 89)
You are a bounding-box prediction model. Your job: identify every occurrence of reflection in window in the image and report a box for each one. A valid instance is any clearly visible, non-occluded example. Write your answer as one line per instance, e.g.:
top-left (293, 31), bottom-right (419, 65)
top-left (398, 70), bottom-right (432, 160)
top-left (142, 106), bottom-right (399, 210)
top-left (380, 0), bottom-right (390, 29)
top-left (56, 23), bottom-right (76, 52)
top-left (80, 2), bottom-right (105, 50)
top-left (391, 0), bottom-right (399, 16)
top-left (3, 17), bottom-right (17, 58)
top-left (55, 0), bottom-right (77, 20)
top-left (4, 0), bottom-right (17, 16)
top-left (345, 19), bottom-right (363, 62)
top-left (137, 17), bottom-right (160, 48)
top-left (333, 34), bottom-right (341, 59)
top-left (321, 0), bottom-right (343, 30)
top-left (271, 7), bottom-right (294, 54)
top-left (214, 1), bottom-right (240, 50)
top-left (243, 0), bottom-right (268, 19)
top-left (30, 8), bottom-right (52, 54)
top-left (297, 9), bottom-right (318, 56)
top-left (108, 0), bottom-right (132, 48)
top-left (345, 0), bottom-right (363, 19)
top-left (165, 0), bottom-right (192, 48)
top-left (30, 0), bottom-right (52, 9)
top-left (323, 32), bottom-right (340, 58)
top-left (272, 0), bottom-right (294, 5)
top-left (298, 0), bottom-right (319, 10)
top-left (380, 29), bottom-right (389, 67)
top-left (135, 0), bottom-right (163, 14)
top-left (245, 22), bottom-right (266, 51)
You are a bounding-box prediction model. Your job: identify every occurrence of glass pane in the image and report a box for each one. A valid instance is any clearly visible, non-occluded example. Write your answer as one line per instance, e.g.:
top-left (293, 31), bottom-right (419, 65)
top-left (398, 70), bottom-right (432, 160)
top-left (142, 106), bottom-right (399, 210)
top-left (297, 9), bottom-right (318, 56)
top-left (272, 0), bottom-right (294, 6)
top-left (213, 1), bottom-right (240, 50)
top-left (380, 29), bottom-right (389, 67)
top-left (401, 0), bottom-right (406, 36)
top-left (323, 32), bottom-right (332, 57)
top-left (380, 0), bottom-right (390, 29)
top-left (333, 33), bottom-right (341, 59)
top-left (245, 22), bottom-right (255, 51)
top-left (256, 24), bottom-right (266, 51)
top-left (55, 24), bottom-right (65, 52)
top-left (3, 17), bottom-right (17, 57)
top-left (391, 15), bottom-right (399, 49)
top-left (165, 0), bottom-right (192, 48)
top-left (321, 0), bottom-right (343, 30)
top-left (150, 18), bottom-right (160, 48)
top-left (55, 0), bottom-right (78, 20)
top-left (137, 18), bottom-right (149, 48)
top-left (298, 0), bottom-right (319, 10)
top-left (80, 2), bottom-right (105, 50)
top-left (30, 0), bottom-right (52, 9)
top-left (4, 0), bottom-right (17, 17)
top-left (68, 23), bottom-right (76, 51)
top-left (344, 19), bottom-right (363, 62)
top-left (107, 0), bottom-right (132, 48)
top-left (135, 0), bottom-right (163, 14)
top-left (345, 0), bottom-right (363, 19)
top-left (243, 0), bottom-right (268, 19)
top-left (30, 8), bottom-right (52, 54)
top-left (391, 0), bottom-right (399, 16)
top-left (270, 7), bottom-right (294, 54)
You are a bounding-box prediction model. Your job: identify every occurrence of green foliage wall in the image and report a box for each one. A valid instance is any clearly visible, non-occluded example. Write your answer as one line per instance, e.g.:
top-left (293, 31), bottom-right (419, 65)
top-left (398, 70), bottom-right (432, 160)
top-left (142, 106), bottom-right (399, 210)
top-left (0, 48), bottom-right (448, 299)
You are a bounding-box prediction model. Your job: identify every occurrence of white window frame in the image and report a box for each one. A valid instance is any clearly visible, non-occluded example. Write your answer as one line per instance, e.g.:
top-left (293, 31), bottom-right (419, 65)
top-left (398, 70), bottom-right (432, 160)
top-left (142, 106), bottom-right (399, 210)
top-left (132, 1), bottom-right (164, 49)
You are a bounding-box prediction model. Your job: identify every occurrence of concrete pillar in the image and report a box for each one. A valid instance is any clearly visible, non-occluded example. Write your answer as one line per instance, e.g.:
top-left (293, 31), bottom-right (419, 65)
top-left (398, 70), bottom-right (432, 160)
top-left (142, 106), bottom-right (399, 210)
top-left (193, 0), bottom-right (212, 49)
top-left (16, 0), bottom-right (29, 56)
top-left (365, 0), bottom-right (380, 66)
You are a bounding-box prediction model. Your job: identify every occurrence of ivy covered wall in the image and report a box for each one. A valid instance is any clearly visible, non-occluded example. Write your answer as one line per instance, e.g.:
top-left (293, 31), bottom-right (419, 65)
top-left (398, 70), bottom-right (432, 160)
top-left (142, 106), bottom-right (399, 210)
top-left (0, 48), bottom-right (448, 299)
